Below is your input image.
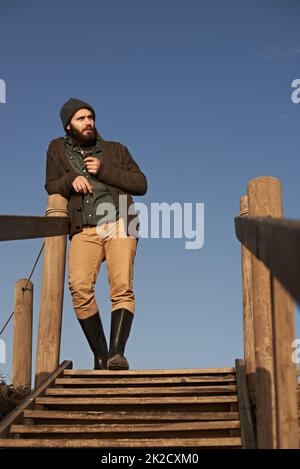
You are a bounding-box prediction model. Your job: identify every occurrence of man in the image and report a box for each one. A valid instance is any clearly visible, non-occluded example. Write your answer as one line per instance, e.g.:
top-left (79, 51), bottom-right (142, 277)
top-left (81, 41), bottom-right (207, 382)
top-left (45, 98), bottom-right (148, 370)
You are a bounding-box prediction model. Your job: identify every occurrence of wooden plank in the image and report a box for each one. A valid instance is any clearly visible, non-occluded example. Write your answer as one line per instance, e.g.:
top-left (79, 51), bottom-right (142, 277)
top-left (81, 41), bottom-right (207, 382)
top-left (0, 437), bottom-right (242, 448)
top-left (56, 376), bottom-right (236, 386)
top-left (35, 396), bottom-right (238, 406)
top-left (235, 359), bottom-right (256, 449)
top-left (63, 368), bottom-right (235, 376)
top-left (0, 361), bottom-right (72, 438)
top-left (235, 216), bottom-right (300, 305)
top-left (0, 215), bottom-right (69, 241)
top-left (10, 421), bottom-right (241, 434)
top-left (23, 410), bottom-right (240, 422)
top-left (46, 385), bottom-right (237, 396)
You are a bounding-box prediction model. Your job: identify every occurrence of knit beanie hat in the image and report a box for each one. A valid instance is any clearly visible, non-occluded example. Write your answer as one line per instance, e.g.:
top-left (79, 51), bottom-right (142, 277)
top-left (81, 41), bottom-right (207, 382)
top-left (60, 98), bottom-right (96, 130)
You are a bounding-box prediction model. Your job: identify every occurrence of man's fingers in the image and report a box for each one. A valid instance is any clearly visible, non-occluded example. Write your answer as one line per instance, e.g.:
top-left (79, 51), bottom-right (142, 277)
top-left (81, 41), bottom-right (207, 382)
top-left (83, 181), bottom-right (93, 193)
top-left (73, 176), bottom-right (93, 193)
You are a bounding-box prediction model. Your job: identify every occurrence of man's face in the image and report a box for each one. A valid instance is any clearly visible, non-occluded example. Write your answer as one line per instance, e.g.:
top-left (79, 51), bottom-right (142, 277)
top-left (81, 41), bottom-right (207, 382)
top-left (67, 108), bottom-right (97, 145)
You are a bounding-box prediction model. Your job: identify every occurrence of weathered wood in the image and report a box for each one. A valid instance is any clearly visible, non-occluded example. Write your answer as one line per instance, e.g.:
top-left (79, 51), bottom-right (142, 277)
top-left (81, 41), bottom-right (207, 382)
top-left (235, 359), bottom-right (256, 449)
top-left (23, 409), bottom-right (240, 422)
top-left (271, 277), bottom-right (298, 448)
top-left (0, 361), bottom-right (72, 438)
top-left (0, 215), bottom-right (69, 241)
top-left (247, 176), bottom-right (280, 448)
top-left (10, 421), bottom-right (241, 434)
top-left (34, 395), bottom-right (238, 406)
top-left (235, 216), bottom-right (300, 305)
top-left (63, 367), bottom-right (235, 376)
top-left (235, 177), bottom-right (299, 448)
top-left (12, 279), bottom-right (33, 388)
top-left (35, 195), bottom-right (69, 388)
top-left (239, 196), bottom-right (256, 399)
top-left (0, 364), bottom-right (242, 449)
top-left (46, 385), bottom-right (237, 396)
top-left (56, 376), bottom-right (236, 386)
top-left (0, 437), bottom-right (242, 448)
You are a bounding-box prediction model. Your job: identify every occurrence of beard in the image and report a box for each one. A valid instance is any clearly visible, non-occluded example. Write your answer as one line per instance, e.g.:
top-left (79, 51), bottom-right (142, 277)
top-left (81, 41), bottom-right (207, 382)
top-left (68, 124), bottom-right (97, 147)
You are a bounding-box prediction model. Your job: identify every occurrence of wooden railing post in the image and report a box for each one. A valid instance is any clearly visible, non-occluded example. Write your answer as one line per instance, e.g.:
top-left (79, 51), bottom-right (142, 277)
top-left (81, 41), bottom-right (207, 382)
top-left (247, 176), bottom-right (298, 448)
top-left (12, 279), bottom-right (33, 389)
top-left (239, 196), bottom-right (256, 401)
top-left (35, 194), bottom-right (68, 387)
top-left (247, 177), bottom-right (279, 448)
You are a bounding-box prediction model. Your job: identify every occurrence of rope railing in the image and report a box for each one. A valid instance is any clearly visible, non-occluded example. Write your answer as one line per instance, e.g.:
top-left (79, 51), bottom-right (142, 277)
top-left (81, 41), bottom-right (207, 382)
top-left (0, 243), bottom-right (44, 337)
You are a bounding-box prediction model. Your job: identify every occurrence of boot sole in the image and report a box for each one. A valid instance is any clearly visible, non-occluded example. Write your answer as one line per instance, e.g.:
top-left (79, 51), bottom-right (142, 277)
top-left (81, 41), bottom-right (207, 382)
top-left (107, 355), bottom-right (129, 370)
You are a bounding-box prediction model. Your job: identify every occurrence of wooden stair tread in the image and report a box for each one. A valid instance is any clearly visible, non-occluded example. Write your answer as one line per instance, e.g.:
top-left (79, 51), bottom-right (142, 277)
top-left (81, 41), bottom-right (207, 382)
top-left (46, 385), bottom-right (237, 396)
top-left (64, 368), bottom-right (235, 376)
top-left (55, 376), bottom-right (236, 386)
top-left (35, 395), bottom-right (238, 405)
top-left (23, 409), bottom-right (240, 421)
top-left (0, 437), bottom-right (242, 448)
top-left (10, 421), bottom-right (241, 433)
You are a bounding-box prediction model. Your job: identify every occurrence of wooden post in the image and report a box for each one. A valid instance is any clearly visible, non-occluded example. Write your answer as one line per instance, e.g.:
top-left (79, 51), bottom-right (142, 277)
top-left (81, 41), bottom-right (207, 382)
top-left (35, 194), bottom-right (68, 387)
top-left (271, 276), bottom-right (298, 448)
top-left (247, 176), bottom-right (280, 448)
top-left (240, 195), bottom-right (256, 401)
top-left (12, 279), bottom-right (33, 389)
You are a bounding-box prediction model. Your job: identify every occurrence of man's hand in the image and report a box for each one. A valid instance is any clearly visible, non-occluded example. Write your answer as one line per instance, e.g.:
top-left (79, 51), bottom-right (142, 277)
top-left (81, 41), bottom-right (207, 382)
top-left (72, 176), bottom-right (93, 194)
top-left (84, 156), bottom-right (101, 174)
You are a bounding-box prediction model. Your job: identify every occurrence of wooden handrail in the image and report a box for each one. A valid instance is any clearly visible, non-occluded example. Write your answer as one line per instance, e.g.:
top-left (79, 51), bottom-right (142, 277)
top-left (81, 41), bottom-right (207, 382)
top-left (235, 216), bottom-right (300, 305)
top-left (0, 215), bottom-right (70, 241)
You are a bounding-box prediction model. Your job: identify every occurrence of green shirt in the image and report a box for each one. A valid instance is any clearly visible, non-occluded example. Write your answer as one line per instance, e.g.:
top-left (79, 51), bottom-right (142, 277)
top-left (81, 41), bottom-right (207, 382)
top-left (66, 136), bottom-right (119, 225)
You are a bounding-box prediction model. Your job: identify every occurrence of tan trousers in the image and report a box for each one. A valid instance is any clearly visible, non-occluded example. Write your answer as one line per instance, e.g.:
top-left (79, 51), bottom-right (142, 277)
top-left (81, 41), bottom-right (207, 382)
top-left (68, 218), bottom-right (138, 320)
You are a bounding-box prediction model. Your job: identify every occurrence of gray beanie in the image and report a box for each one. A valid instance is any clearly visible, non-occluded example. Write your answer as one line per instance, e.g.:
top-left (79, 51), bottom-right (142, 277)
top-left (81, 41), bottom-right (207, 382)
top-left (60, 98), bottom-right (96, 130)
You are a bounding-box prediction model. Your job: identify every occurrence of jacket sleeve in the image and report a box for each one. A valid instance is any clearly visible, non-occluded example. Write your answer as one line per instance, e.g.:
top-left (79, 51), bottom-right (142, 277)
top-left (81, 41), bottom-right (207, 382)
top-left (95, 144), bottom-right (148, 196)
top-left (44, 141), bottom-right (80, 199)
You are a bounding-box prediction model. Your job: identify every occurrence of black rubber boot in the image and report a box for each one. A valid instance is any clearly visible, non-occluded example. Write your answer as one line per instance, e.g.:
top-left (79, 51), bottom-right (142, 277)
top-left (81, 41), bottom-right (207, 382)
top-left (79, 312), bottom-right (108, 370)
top-left (107, 308), bottom-right (133, 370)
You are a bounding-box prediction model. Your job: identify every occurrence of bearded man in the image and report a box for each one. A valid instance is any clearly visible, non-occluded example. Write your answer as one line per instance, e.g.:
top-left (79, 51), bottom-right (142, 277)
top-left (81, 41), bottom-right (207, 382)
top-left (44, 98), bottom-right (148, 370)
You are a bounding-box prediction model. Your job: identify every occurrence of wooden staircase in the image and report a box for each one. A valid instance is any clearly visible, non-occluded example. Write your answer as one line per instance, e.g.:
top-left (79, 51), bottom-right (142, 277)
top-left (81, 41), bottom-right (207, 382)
top-left (0, 360), bottom-right (255, 448)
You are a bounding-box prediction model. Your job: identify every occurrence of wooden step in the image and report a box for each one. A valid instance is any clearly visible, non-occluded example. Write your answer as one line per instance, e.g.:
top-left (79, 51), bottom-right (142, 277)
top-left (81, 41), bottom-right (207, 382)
top-left (46, 385), bottom-right (237, 396)
top-left (63, 368), bottom-right (235, 376)
top-left (23, 409), bottom-right (240, 423)
top-left (0, 437), bottom-right (242, 448)
top-left (35, 395), bottom-right (238, 406)
top-left (55, 376), bottom-right (236, 386)
top-left (10, 421), bottom-right (240, 434)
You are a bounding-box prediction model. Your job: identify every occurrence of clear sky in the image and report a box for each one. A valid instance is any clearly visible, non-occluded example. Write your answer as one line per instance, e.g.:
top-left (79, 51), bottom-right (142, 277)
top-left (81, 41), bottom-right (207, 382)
top-left (0, 0), bottom-right (300, 382)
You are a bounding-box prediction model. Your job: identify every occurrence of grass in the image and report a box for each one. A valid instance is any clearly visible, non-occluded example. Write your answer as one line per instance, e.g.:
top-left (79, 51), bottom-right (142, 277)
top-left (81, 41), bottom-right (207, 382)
top-left (0, 373), bottom-right (31, 422)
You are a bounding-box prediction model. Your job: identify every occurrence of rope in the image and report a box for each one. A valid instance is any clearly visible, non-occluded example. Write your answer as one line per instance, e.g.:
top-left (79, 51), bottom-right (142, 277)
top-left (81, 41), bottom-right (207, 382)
top-left (0, 242), bottom-right (45, 337)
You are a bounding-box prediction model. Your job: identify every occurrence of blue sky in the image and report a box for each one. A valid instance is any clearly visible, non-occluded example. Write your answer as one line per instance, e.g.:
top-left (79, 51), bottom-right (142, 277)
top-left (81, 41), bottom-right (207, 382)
top-left (0, 0), bottom-right (300, 381)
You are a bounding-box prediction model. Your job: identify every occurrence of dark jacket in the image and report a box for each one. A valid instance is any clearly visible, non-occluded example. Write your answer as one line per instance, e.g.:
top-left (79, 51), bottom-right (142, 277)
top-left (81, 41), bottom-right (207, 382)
top-left (44, 135), bottom-right (148, 239)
